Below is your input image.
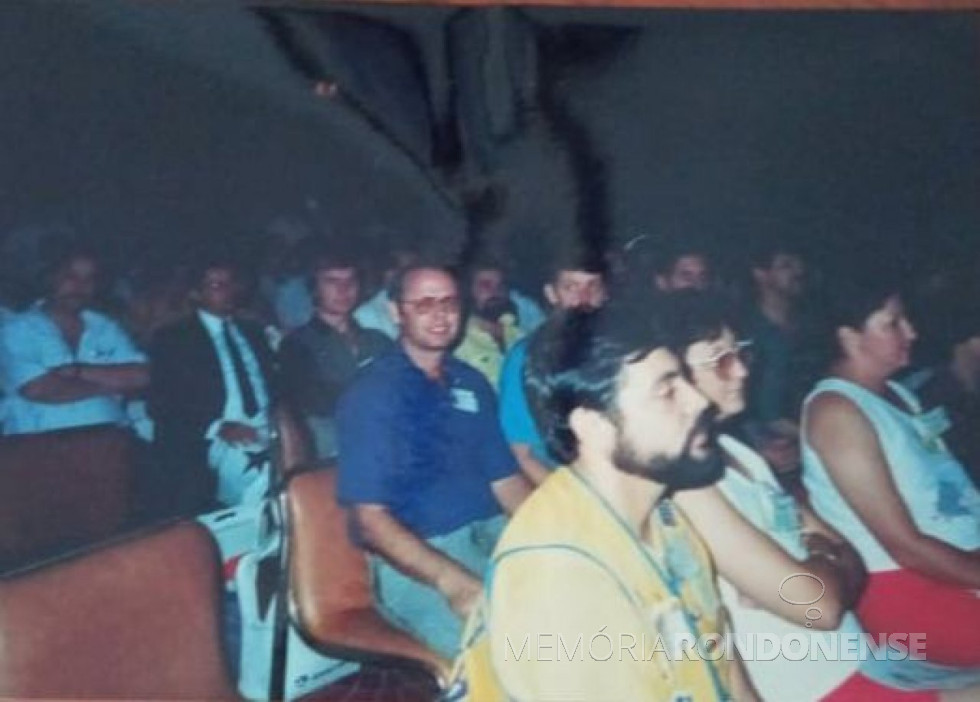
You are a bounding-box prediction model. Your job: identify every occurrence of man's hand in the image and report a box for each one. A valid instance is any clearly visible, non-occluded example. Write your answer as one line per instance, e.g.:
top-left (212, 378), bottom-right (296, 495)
top-left (802, 530), bottom-right (866, 609)
top-left (353, 505), bottom-right (484, 621)
top-left (801, 531), bottom-right (843, 560)
top-left (436, 565), bottom-right (482, 619)
top-left (218, 421), bottom-right (260, 446)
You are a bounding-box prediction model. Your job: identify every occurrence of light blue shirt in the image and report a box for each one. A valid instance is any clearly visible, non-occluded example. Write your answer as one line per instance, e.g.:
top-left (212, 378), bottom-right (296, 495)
top-left (0, 303), bottom-right (146, 435)
top-left (498, 335), bottom-right (554, 467)
top-left (272, 275), bottom-right (314, 332)
top-left (0, 306), bottom-right (11, 432)
top-left (354, 289), bottom-right (398, 340)
top-left (510, 290), bottom-right (545, 335)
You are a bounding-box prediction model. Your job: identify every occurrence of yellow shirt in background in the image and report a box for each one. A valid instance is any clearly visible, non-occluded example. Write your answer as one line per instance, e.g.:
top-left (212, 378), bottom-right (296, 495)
top-left (453, 315), bottom-right (522, 389)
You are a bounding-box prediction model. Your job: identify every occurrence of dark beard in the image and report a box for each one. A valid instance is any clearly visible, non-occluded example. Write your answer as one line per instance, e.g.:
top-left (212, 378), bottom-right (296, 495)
top-left (473, 296), bottom-right (515, 323)
top-left (612, 408), bottom-right (725, 491)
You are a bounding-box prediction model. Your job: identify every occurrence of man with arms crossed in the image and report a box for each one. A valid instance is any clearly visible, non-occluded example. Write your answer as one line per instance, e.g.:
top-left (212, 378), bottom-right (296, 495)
top-left (0, 243), bottom-right (148, 435)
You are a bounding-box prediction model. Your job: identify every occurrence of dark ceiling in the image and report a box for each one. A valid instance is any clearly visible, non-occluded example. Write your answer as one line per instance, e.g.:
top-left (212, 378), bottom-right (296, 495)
top-left (1, 2), bottom-right (978, 294)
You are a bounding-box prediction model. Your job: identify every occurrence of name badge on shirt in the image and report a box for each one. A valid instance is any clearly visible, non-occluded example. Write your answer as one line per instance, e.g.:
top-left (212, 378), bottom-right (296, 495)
top-left (451, 388), bottom-right (480, 413)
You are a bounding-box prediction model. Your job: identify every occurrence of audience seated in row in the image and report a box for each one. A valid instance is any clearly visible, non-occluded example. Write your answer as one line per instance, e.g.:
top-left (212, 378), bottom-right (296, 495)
top-left (2, 225), bottom-right (980, 701)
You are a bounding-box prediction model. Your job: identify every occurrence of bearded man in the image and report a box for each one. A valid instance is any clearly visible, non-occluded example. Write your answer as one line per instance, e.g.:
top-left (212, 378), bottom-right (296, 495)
top-left (453, 257), bottom-right (523, 387)
top-left (449, 305), bottom-right (758, 701)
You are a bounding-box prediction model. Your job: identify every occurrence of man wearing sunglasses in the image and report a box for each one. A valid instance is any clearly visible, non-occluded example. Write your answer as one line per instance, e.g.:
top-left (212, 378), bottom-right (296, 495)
top-left (336, 263), bottom-right (532, 663)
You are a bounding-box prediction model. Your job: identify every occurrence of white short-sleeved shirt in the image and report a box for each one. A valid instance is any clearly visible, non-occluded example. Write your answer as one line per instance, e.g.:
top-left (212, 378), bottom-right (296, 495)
top-left (0, 303), bottom-right (146, 435)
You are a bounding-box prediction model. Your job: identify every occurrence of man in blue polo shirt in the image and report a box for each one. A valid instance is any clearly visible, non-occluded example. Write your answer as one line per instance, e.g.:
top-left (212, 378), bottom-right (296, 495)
top-left (337, 263), bottom-right (531, 661)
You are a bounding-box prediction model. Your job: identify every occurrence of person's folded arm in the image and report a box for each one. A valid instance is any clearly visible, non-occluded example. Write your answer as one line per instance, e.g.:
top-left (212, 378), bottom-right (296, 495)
top-left (18, 367), bottom-right (106, 404)
top-left (798, 502), bottom-right (867, 598)
top-left (76, 362), bottom-right (149, 395)
top-left (76, 318), bottom-right (149, 396)
top-left (674, 486), bottom-right (853, 629)
top-left (807, 392), bottom-right (980, 589)
top-left (1, 325), bottom-right (104, 404)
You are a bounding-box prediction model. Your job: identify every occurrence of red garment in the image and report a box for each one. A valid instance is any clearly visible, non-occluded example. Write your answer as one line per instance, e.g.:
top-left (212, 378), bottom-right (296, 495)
top-left (857, 569), bottom-right (980, 667)
top-left (822, 672), bottom-right (938, 702)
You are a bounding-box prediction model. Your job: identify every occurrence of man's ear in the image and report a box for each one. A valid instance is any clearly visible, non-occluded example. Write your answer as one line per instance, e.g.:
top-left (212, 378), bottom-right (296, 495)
top-left (569, 407), bottom-right (615, 456)
top-left (543, 283), bottom-right (558, 307)
top-left (654, 274), bottom-right (669, 292)
top-left (751, 267), bottom-right (768, 287)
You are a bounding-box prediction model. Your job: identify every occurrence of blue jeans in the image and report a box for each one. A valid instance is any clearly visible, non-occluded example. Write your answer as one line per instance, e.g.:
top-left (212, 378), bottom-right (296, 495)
top-left (370, 515), bottom-right (506, 659)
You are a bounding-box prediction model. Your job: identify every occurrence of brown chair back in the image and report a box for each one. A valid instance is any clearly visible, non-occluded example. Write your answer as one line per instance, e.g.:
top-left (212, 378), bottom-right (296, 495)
top-left (285, 469), bottom-right (447, 683)
top-left (0, 521), bottom-right (239, 700)
top-left (288, 468), bottom-right (373, 618)
top-left (273, 402), bottom-right (316, 483)
top-left (0, 425), bottom-right (135, 571)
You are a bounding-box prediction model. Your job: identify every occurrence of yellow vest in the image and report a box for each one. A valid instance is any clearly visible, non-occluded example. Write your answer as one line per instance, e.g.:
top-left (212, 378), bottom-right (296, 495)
top-left (446, 467), bottom-right (732, 701)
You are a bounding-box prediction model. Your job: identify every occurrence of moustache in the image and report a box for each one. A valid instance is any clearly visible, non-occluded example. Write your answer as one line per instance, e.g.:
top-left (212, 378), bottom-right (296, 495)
top-left (474, 296), bottom-right (515, 322)
top-left (687, 404), bottom-right (720, 445)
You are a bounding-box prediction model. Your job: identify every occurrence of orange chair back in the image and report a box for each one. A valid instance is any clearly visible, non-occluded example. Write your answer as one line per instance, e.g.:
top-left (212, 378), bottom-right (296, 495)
top-left (0, 522), bottom-right (239, 700)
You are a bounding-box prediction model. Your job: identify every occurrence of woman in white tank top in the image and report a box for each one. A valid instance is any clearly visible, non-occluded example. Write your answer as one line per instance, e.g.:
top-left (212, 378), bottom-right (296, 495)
top-left (801, 274), bottom-right (980, 673)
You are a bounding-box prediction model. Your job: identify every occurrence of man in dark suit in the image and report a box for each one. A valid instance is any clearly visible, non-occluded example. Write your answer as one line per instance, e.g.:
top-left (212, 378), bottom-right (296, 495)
top-left (148, 255), bottom-right (276, 516)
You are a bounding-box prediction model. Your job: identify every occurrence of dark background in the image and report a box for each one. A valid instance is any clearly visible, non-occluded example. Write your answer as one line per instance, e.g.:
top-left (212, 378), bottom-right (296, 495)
top-left (0, 3), bottom-right (977, 293)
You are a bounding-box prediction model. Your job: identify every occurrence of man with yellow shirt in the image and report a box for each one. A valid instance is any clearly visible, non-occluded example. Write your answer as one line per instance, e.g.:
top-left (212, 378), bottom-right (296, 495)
top-left (454, 258), bottom-right (523, 387)
top-left (449, 306), bottom-right (757, 701)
